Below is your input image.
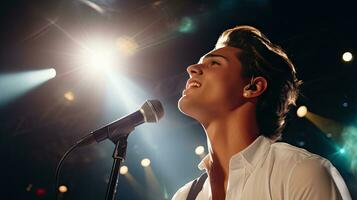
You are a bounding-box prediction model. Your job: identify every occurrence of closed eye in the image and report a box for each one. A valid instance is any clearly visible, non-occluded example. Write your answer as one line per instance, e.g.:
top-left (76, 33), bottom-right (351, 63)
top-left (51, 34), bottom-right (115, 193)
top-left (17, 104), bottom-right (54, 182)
top-left (210, 60), bottom-right (220, 65)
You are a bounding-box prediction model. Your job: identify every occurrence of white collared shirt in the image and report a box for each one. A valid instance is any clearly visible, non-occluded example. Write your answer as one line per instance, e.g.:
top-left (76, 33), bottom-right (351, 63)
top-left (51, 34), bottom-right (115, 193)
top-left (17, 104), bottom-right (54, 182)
top-left (172, 136), bottom-right (351, 200)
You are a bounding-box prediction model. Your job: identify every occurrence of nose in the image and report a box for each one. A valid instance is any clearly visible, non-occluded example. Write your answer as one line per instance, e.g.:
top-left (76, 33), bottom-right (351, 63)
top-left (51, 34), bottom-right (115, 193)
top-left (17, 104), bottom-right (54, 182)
top-left (186, 64), bottom-right (203, 76)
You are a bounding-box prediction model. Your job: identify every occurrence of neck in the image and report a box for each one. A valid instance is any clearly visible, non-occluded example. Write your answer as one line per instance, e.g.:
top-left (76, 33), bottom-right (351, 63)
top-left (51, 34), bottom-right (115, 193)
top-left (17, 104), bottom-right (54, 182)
top-left (202, 102), bottom-right (259, 189)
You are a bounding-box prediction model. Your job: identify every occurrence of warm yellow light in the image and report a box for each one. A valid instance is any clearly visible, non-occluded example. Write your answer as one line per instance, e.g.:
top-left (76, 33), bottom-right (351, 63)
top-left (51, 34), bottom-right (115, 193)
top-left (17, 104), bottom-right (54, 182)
top-left (195, 146), bottom-right (205, 155)
top-left (297, 106), bottom-right (308, 118)
top-left (342, 52), bottom-right (353, 62)
top-left (116, 37), bottom-right (138, 56)
top-left (58, 185), bottom-right (68, 193)
top-left (141, 158), bottom-right (151, 167)
top-left (64, 91), bottom-right (75, 101)
top-left (119, 165), bottom-right (128, 175)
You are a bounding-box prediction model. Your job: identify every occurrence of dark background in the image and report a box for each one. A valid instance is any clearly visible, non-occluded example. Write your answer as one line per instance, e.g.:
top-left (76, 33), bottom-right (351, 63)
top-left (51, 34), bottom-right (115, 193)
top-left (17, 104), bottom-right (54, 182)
top-left (0, 0), bottom-right (356, 199)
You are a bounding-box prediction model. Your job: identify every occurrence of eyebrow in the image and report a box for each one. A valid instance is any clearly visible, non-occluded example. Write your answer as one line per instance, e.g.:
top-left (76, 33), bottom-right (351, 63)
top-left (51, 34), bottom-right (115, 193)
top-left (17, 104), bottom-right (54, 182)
top-left (199, 53), bottom-right (229, 63)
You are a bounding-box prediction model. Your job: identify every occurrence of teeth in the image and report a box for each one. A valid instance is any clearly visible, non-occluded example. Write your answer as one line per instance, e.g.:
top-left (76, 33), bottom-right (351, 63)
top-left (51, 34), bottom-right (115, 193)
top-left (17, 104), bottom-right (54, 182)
top-left (188, 82), bottom-right (201, 88)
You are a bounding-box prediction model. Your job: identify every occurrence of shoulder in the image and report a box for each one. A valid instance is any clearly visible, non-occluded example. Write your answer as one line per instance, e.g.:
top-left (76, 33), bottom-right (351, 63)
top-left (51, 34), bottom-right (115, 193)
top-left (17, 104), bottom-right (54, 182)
top-left (269, 141), bottom-right (350, 199)
top-left (269, 141), bottom-right (336, 184)
top-left (171, 180), bottom-right (195, 200)
top-left (270, 141), bottom-right (320, 161)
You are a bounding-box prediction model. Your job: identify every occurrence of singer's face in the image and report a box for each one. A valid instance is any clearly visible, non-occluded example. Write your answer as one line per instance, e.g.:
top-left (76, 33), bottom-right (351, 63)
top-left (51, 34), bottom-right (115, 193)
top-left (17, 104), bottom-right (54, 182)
top-left (178, 46), bottom-right (247, 122)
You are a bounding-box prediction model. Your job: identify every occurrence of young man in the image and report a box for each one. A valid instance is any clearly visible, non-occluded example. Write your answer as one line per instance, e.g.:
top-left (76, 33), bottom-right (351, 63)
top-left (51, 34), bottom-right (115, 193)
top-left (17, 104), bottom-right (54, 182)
top-left (172, 26), bottom-right (351, 200)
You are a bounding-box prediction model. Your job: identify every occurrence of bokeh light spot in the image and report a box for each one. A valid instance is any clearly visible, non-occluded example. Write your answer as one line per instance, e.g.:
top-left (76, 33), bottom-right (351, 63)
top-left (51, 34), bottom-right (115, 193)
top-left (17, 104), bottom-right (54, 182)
top-left (342, 51), bottom-right (353, 62)
top-left (141, 158), bottom-right (151, 167)
top-left (195, 146), bottom-right (205, 155)
top-left (36, 188), bottom-right (46, 197)
top-left (119, 165), bottom-right (129, 175)
top-left (58, 185), bottom-right (68, 193)
top-left (64, 91), bottom-right (75, 101)
top-left (178, 17), bottom-right (195, 33)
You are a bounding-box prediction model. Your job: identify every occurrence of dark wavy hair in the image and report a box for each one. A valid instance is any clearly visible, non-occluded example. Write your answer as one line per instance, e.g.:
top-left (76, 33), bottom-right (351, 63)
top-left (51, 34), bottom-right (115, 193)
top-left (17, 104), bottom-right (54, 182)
top-left (216, 25), bottom-right (302, 140)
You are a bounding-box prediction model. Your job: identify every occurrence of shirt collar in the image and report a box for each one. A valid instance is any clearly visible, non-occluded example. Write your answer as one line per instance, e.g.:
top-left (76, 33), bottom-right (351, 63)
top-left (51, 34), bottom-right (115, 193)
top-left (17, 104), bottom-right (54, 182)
top-left (198, 136), bottom-right (273, 171)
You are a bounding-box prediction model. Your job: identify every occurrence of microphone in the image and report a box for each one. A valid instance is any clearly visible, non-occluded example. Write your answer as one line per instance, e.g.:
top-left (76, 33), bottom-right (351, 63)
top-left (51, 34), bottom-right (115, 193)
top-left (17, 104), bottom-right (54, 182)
top-left (77, 100), bottom-right (164, 146)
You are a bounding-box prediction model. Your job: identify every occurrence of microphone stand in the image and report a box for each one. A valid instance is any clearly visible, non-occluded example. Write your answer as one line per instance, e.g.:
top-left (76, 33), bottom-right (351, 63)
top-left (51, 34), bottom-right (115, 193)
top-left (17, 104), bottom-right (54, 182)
top-left (105, 134), bottom-right (129, 200)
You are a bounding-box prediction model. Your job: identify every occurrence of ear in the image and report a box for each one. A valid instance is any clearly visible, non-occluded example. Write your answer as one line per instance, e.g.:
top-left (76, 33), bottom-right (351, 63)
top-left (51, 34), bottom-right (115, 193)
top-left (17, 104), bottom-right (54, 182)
top-left (243, 76), bottom-right (268, 98)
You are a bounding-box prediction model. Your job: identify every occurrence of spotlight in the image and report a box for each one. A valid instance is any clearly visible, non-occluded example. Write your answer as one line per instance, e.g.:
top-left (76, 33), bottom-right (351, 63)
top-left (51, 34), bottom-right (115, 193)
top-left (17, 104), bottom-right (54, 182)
top-left (119, 165), bottom-right (128, 175)
top-left (64, 91), bottom-right (75, 101)
top-left (297, 106), bottom-right (308, 118)
top-left (342, 52), bottom-right (353, 62)
top-left (48, 68), bottom-right (56, 78)
top-left (195, 146), bottom-right (205, 156)
top-left (141, 158), bottom-right (151, 167)
top-left (58, 185), bottom-right (68, 193)
top-left (0, 68), bottom-right (57, 106)
top-left (79, 40), bottom-right (117, 74)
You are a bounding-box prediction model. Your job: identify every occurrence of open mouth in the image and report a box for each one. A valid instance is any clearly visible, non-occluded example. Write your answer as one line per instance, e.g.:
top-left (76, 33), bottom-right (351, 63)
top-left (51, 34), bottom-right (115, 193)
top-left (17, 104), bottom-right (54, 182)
top-left (186, 80), bottom-right (201, 89)
top-left (186, 81), bottom-right (201, 89)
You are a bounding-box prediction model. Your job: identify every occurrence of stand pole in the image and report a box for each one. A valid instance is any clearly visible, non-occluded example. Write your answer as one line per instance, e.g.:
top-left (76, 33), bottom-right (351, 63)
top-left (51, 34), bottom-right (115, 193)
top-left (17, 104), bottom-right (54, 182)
top-left (105, 136), bottom-right (128, 200)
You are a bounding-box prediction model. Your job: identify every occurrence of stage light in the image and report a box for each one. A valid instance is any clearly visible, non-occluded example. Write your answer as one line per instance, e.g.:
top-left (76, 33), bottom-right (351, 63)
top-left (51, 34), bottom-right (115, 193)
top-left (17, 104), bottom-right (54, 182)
top-left (116, 37), bottom-right (138, 56)
top-left (64, 91), bottom-right (75, 101)
top-left (120, 165), bottom-right (129, 175)
top-left (141, 158), bottom-right (151, 167)
top-left (342, 51), bottom-right (353, 62)
top-left (89, 47), bottom-right (115, 71)
top-left (48, 68), bottom-right (56, 78)
top-left (79, 40), bottom-right (117, 75)
top-left (58, 185), bottom-right (68, 193)
top-left (195, 146), bottom-right (205, 155)
top-left (0, 68), bottom-right (57, 106)
top-left (297, 106), bottom-right (308, 118)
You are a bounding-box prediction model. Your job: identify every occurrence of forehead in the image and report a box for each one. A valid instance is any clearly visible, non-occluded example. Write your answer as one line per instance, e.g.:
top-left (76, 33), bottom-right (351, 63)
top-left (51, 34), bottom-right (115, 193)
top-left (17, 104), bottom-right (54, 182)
top-left (199, 46), bottom-right (243, 63)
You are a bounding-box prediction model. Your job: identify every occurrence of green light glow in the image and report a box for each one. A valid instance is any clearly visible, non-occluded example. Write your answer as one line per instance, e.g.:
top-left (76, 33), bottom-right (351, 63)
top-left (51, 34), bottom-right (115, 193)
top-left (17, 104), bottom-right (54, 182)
top-left (342, 125), bottom-right (357, 174)
top-left (178, 17), bottom-right (195, 33)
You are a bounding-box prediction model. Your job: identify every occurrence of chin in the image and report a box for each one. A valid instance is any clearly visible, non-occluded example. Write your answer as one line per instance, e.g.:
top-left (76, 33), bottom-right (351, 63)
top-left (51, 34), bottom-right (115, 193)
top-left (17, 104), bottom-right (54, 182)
top-left (178, 95), bottom-right (189, 115)
top-left (177, 95), bottom-right (202, 121)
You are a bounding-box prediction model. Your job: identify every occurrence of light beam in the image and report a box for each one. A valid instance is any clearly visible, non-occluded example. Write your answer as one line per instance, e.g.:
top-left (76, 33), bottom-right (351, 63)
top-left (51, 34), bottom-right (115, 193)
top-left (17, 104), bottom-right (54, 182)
top-left (0, 68), bottom-right (56, 106)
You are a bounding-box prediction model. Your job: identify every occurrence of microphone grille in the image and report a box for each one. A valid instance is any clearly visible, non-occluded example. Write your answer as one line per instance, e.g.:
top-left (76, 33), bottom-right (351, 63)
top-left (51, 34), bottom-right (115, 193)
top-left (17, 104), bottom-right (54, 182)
top-left (141, 100), bottom-right (164, 123)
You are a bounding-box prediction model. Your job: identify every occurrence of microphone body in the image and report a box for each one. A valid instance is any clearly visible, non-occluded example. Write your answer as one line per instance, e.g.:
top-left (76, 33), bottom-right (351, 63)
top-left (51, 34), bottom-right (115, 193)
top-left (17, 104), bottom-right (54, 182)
top-left (93, 110), bottom-right (144, 142)
top-left (77, 100), bottom-right (164, 146)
